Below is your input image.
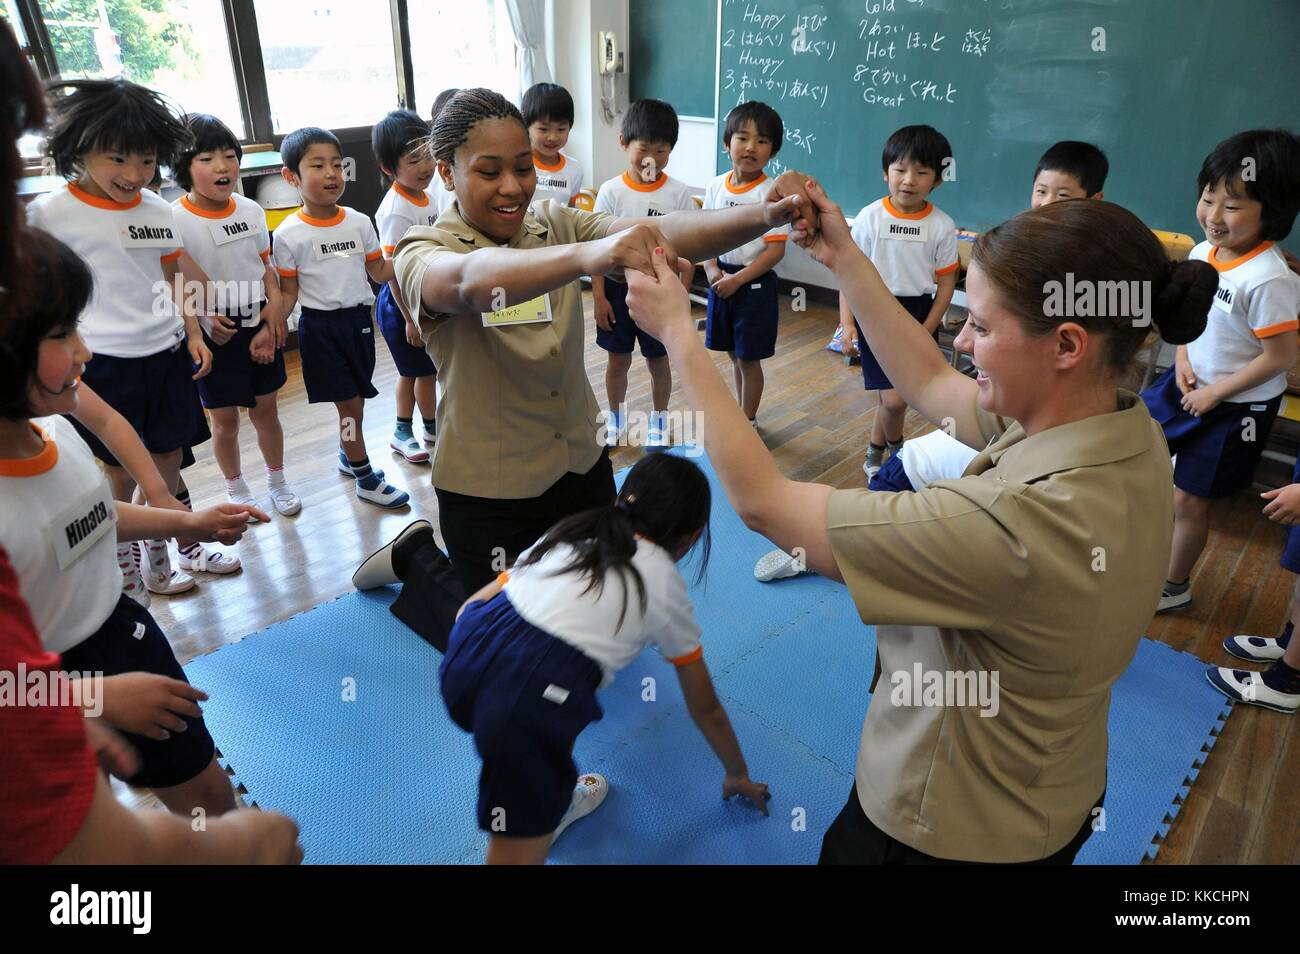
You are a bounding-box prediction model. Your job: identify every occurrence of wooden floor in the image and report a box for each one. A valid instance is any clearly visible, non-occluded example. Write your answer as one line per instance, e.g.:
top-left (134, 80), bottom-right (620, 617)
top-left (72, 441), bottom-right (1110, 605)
top-left (138, 288), bottom-right (1297, 865)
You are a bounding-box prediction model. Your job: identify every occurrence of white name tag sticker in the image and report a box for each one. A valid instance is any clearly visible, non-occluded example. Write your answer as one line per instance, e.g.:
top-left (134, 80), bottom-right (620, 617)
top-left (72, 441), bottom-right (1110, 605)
top-left (120, 222), bottom-right (180, 249)
top-left (208, 217), bottom-right (259, 247)
top-left (1211, 278), bottom-right (1237, 314)
top-left (49, 482), bottom-right (117, 571)
top-left (313, 235), bottom-right (364, 261)
top-left (884, 219), bottom-right (928, 243)
top-left (481, 292), bottom-right (553, 327)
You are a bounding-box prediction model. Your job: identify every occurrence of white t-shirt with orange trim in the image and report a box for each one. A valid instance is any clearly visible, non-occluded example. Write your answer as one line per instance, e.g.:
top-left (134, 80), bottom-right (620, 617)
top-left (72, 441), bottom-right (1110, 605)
top-left (171, 193), bottom-right (270, 320)
top-left (502, 537), bottom-right (703, 687)
top-left (0, 418), bottom-right (121, 655)
top-left (594, 171), bottom-right (696, 220)
top-left (1186, 240), bottom-right (1300, 404)
top-left (531, 151), bottom-right (584, 209)
top-left (375, 183), bottom-right (441, 258)
top-left (702, 171), bottom-right (789, 267)
top-left (849, 196), bottom-right (960, 298)
top-left (26, 183), bottom-right (185, 358)
top-left (271, 206), bottom-right (382, 311)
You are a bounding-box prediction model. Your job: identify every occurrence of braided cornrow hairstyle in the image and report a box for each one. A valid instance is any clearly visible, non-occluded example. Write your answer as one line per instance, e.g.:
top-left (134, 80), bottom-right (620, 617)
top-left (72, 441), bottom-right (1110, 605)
top-left (426, 88), bottom-right (526, 165)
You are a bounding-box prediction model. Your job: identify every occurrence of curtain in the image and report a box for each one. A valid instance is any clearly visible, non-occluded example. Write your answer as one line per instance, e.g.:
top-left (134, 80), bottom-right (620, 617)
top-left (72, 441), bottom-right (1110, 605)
top-left (504, 0), bottom-right (551, 95)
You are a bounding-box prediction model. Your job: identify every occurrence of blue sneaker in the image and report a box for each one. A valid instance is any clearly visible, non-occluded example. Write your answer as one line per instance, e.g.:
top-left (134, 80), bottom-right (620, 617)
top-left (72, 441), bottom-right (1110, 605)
top-left (355, 477), bottom-right (410, 509)
top-left (338, 448), bottom-right (384, 481)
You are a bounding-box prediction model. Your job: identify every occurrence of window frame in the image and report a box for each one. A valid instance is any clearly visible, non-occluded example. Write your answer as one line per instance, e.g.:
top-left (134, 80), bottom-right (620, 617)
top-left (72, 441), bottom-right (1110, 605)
top-left (12, 0), bottom-right (423, 149)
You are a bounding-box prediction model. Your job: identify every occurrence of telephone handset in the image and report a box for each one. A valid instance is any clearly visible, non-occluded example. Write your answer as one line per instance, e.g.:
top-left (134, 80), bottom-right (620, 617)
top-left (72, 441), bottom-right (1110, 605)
top-left (598, 31), bottom-right (619, 75)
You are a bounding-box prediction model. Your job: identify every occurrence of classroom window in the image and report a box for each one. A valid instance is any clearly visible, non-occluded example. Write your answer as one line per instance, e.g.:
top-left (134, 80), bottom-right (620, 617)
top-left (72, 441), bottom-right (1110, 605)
top-left (34, 0), bottom-right (247, 139)
top-left (3, 1), bottom-right (45, 161)
top-left (408, 0), bottom-right (518, 113)
top-left (254, 0), bottom-right (399, 133)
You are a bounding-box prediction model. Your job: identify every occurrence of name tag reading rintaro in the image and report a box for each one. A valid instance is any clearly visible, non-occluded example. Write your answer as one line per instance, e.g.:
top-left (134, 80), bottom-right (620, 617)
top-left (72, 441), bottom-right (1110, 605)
top-left (120, 222), bottom-right (180, 249)
top-left (481, 293), bottom-right (553, 327)
top-left (314, 236), bottom-right (362, 261)
top-left (208, 218), bottom-right (258, 247)
top-left (884, 219), bottom-right (928, 243)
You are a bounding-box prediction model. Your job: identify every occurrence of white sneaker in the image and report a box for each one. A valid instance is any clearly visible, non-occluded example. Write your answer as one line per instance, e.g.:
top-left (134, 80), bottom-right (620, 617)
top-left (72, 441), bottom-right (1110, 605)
top-left (754, 548), bottom-right (808, 582)
top-left (389, 434), bottom-right (430, 463)
top-left (1223, 634), bottom-right (1288, 663)
top-left (355, 478), bottom-right (410, 509)
top-left (1157, 586), bottom-right (1192, 613)
top-left (268, 483), bottom-right (302, 516)
top-left (646, 411), bottom-right (670, 450)
top-left (1206, 667), bottom-right (1299, 714)
top-left (552, 772), bottom-right (609, 844)
top-left (227, 482), bottom-right (267, 523)
top-left (178, 546), bottom-right (241, 575)
top-left (119, 543), bottom-right (151, 608)
top-left (142, 540), bottom-right (196, 595)
top-left (863, 461), bottom-right (882, 480)
top-left (604, 410), bottom-right (626, 448)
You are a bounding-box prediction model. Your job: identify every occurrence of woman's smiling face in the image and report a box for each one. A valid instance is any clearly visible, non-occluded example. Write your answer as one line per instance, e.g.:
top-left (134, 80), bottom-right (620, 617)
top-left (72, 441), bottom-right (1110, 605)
top-left (446, 118), bottom-right (536, 242)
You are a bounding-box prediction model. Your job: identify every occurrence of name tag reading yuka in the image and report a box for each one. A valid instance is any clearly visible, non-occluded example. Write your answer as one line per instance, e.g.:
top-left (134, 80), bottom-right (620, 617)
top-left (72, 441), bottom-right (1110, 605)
top-left (883, 219), bottom-right (928, 243)
top-left (314, 236), bottom-right (363, 261)
top-left (120, 222), bottom-right (180, 250)
top-left (1211, 277), bottom-right (1237, 314)
top-left (49, 482), bottom-right (117, 571)
top-left (481, 293), bottom-right (553, 327)
top-left (208, 218), bottom-right (259, 248)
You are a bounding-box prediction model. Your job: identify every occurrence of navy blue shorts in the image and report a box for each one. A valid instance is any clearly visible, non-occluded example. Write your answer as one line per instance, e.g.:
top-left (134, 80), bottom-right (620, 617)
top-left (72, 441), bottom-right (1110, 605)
top-left (376, 283), bottom-right (437, 378)
top-left (705, 261), bottom-right (780, 360)
top-left (868, 453), bottom-right (916, 492)
top-left (1281, 457), bottom-right (1300, 573)
top-left (440, 591), bottom-right (604, 838)
top-left (197, 306), bottom-right (287, 410)
top-left (1141, 367), bottom-right (1281, 499)
top-left (58, 593), bottom-right (216, 789)
top-left (298, 304), bottom-right (380, 404)
top-left (74, 342), bottom-right (209, 466)
top-left (596, 278), bottom-right (667, 359)
top-left (857, 294), bottom-right (936, 391)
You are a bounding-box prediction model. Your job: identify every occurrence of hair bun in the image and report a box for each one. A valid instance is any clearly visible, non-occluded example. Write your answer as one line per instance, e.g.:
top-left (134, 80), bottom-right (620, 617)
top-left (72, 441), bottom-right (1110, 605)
top-left (1152, 258), bottom-right (1217, 345)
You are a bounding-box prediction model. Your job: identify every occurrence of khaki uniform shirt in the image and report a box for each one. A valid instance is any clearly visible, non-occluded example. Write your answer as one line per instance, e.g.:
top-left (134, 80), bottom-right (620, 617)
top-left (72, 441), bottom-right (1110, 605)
top-left (826, 391), bottom-right (1172, 861)
top-left (392, 200), bottom-right (614, 498)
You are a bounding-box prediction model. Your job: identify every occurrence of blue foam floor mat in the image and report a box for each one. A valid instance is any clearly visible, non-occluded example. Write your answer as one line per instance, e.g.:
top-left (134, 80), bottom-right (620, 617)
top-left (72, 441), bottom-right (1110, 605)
top-left (185, 455), bottom-right (1231, 864)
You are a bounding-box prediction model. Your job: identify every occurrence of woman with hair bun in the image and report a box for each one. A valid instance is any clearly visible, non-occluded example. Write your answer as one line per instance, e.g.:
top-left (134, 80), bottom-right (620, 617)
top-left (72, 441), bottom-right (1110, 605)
top-left (625, 191), bottom-right (1216, 865)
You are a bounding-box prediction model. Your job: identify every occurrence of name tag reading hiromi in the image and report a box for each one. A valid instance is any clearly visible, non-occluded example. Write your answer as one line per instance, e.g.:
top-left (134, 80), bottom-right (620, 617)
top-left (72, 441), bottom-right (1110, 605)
top-left (884, 219), bottom-right (928, 243)
top-left (481, 292), bottom-right (553, 327)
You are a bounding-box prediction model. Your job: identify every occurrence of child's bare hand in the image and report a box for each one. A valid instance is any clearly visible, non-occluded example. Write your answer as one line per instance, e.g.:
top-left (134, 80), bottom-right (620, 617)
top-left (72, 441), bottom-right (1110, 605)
top-left (723, 776), bottom-right (771, 816)
top-left (840, 320), bottom-right (858, 354)
top-left (249, 326), bottom-right (275, 364)
top-left (101, 672), bottom-right (207, 740)
top-left (213, 809), bottom-right (304, 864)
top-left (1262, 484), bottom-right (1300, 525)
top-left (83, 715), bottom-right (141, 780)
top-left (712, 273), bottom-right (743, 300)
top-left (209, 314), bottom-right (238, 346)
top-left (404, 320), bottom-right (423, 348)
top-left (1175, 355), bottom-right (1197, 395)
top-left (188, 336), bottom-right (213, 380)
top-left (186, 503), bottom-right (268, 543)
top-left (593, 296), bottom-right (615, 331)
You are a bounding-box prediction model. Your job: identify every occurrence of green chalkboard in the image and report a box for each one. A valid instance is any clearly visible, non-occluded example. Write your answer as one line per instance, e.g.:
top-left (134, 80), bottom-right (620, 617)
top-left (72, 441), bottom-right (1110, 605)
top-left (715, 0), bottom-right (1300, 241)
top-left (630, 0), bottom-right (718, 118)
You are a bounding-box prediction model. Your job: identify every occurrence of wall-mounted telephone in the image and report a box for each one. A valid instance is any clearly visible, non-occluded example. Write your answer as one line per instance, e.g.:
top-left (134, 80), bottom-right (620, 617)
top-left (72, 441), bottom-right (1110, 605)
top-left (598, 31), bottom-right (620, 75)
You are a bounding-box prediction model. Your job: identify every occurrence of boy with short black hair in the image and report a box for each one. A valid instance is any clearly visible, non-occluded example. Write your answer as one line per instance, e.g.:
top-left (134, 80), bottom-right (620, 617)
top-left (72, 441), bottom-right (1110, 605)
top-left (1031, 140), bottom-right (1108, 208)
top-left (702, 100), bottom-right (788, 425)
top-left (841, 124), bottom-right (959, 480)
top-left (592, 98), bottom-right (696, 448)
top-left (273, 126), bottom-right (409, 508)
top-left (523, 82), bottom-right (583, 209)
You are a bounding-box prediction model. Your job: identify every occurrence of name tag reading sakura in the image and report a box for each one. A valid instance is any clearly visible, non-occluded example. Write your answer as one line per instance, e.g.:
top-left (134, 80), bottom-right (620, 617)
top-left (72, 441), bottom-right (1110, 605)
top-left (481, 292), bottom-right (553, 327)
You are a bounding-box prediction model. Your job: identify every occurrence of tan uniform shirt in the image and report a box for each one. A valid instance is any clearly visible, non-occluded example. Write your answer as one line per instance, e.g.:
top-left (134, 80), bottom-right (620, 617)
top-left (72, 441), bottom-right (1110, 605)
top-left (392, 200), bottom-right (614, 498)
top-left (826, 390), bottom-right (1172, 862)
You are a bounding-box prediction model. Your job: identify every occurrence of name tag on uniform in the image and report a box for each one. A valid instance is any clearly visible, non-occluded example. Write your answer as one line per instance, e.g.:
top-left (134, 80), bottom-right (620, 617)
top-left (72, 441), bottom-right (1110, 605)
top-left (49, 482), bottom-right (116, 571)
top-left (208, 217), bottom-right (258, 247)
top-left (884, 219), bottom-right (928, 243)
top-left (1211, 277), bottom-right (1237, 314)
top-left (481, 292), bottom-right (553, 327)
top-left (314, 235), bottom-right (363, 261)
top-left (120, 222), bottom-right (181, 249)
